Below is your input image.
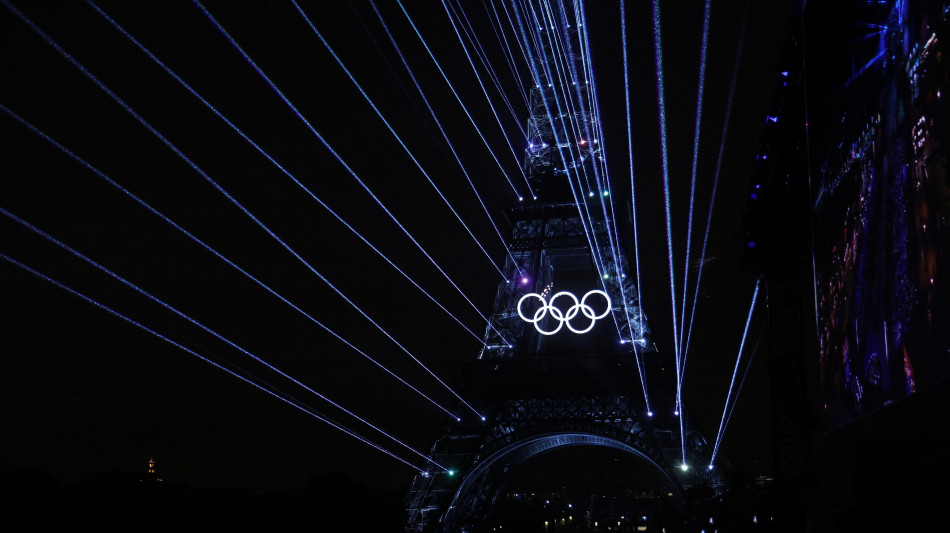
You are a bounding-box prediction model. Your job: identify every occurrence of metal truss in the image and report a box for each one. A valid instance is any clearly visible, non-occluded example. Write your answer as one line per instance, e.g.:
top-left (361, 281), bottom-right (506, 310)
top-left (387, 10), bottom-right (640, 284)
top-left (405, 395), bottom-right (719, 532)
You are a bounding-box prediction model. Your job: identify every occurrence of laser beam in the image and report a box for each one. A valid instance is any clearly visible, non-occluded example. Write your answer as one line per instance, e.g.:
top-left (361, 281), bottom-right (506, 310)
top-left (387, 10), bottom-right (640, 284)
top-left (289, 0), bottom-right (515, 283)
top-left (709, 277), bottom-right (761, 464)
top-left (716, 322), bottom-right (767, 465)
top-left (194, 0), bottom-right (488, 417)
top-left (483, 0), bottom-right (530, 108)
top-left (0, 251), bottom-right (428, 474)
top-left (447, 0), bottom-right (527, 139)
top-left (1, 207), bottom-right (446, 470)
top-left (572, 0), bottom-right (635, 338)
top-left (620, 0), bottom-right (651, 412)
top-left (196, 0), bottom-right (510, 355)
top-left (519, 1), bottom-right (616, 322)
top-left (396, 0), bottom-right (527, 198)
top-left (683, 1), bottom-right (749, 365)
top-left (651, 0), bottom-right (686, 465)
top-left (86, 0), bottom-right (488, 349)
top-left (0, 102), bottom-right (460, 421)
top-left (439, 0), bottom-right (534, 197)
top-left (679, 0), bottom-right (712, 357)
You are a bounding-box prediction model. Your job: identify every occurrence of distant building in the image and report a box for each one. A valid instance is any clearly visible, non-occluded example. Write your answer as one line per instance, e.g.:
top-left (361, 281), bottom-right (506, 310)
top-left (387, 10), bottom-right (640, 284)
top-left (142, 456), bottom-right (162, 483)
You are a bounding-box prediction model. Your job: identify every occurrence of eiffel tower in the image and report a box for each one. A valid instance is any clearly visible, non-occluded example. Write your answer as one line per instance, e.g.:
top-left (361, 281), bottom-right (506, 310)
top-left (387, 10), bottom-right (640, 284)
top-left (404, 6), bottom-right (722, 531)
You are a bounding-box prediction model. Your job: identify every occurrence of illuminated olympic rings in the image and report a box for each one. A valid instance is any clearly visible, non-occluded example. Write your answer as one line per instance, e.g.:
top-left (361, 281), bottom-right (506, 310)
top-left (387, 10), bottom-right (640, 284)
top-left (517, 290), bottom-right (612, 335)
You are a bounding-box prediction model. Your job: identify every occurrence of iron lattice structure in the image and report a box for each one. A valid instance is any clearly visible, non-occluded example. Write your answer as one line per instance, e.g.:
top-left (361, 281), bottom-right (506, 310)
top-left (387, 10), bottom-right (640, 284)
top-left (476, 202), bottom-right (653, 360)
top-left (404, 3), bottom-right (722, 531)
top-left (405, 389), bottom-right (718, 532)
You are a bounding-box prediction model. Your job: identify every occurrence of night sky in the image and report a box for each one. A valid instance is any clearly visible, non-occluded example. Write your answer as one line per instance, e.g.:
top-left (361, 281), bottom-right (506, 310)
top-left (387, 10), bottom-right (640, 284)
top-left (0, 1), bottom-right (794, 492)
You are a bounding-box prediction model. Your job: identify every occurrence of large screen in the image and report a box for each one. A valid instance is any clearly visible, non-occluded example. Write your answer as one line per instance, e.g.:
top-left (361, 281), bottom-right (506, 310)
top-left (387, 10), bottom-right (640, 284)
top-left (814, 61), bottom-right (950, 429)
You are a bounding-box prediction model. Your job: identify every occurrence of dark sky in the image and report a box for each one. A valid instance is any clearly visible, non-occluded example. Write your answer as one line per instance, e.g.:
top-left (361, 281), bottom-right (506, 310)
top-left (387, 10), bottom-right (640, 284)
top-left (0, 1), bottom-right (793, 492)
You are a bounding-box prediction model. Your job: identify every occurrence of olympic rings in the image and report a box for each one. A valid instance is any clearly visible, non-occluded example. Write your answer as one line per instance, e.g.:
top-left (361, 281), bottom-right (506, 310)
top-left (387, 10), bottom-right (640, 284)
top-left (517, 290), bottom-right (612, 335)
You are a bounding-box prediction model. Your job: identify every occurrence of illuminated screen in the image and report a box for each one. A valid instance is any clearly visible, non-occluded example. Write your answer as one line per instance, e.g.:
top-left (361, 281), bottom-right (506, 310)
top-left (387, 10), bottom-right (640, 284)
top-left (814, 110), bottom-right (950, 429)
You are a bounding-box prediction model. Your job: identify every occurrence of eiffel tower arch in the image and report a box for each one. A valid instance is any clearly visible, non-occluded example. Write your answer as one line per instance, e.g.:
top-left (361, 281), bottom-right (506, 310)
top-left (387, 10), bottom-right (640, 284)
top-left (402, 202), bottom-right (723, 531)
top-left (405, 5), bottom-right (723, 530)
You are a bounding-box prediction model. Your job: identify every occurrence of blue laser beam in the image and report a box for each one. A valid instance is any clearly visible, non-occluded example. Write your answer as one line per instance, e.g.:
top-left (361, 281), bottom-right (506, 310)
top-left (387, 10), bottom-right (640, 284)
top-left (0, 252), bottom-right (428, 474)
top-left (440, 0), bottom-right (535, 198)
top-left (574, 1), bottom-right (615, 204)
top-left (572, 0), bottom-right (634, 334)
top-left (218, 3), bottom-right (484, 417)
top-left (531, 5), bottom-right (618, 288)
top-left (620, 0), bottom-right (651, 412)
top-left (515, 2), bottom-right (600, 261)
top-left (360, 0), bottom-right (522, 281)
top-left (559, 0), bottom-right (633, 342)
top-left (533, 4), bottom-right (597, 203)
top-left (543, 2), bottom-right (601, 203)
top-left (571, 3), bottom-right (610, 180)
top-left (536, 10), bottom-right (599, 208)
top-left (517, 0), bottom-right (624, 341)
top-left (843, 48), bottom-right (886, 89)
top-left (670, 0), bottom-right (712, 468)
top-left (448, 0), bottom-right (528, 140)
top-left (0, 102), bottom-right (460, 422)
top-left (97, 0), bottom-right (482, 417)
top-left (86, 0), bottom-right (488, 349)
top-left (679, 0), bottom-right (712, 357)
top-left (543, 4), bottom-right (598, 183)
top-left (197, 0), bottom-right (509, 354)
top-left (709, 277), bottom-right (761, 464)
top-left (396, 0), bottom-right (526, 199)
top-left (522, 3), bottom-right (605, 265)
top-left (483, 0), bottom-right (530, 108)
top-left (714, 322), bottom-right (767, 467)
top-left (6, 0), bottom-right (375, 347)
top-left (288, 0), bottom-right (513, 284)
top-left (528, 3), bottom-right (599, 210)
top-left (683, 1), bottom-right (749, 365)
top-left (500, 0), bottom-right (540, 89)
top-left (1, 207), bottom-right (447, 471)
top-left (652, 0), bottom-right (685, 464)
top-left (191, 0), bottom-right (489, 417)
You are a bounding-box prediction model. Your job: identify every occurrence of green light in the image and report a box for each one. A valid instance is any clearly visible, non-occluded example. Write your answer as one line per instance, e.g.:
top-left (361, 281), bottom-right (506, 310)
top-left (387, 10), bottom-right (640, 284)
top-left (602, 273), bottom-right (609, 280)
top-left (447, 470), bottom-right (456, 476)
top-left (602, 190), bottom-right (610, 197)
